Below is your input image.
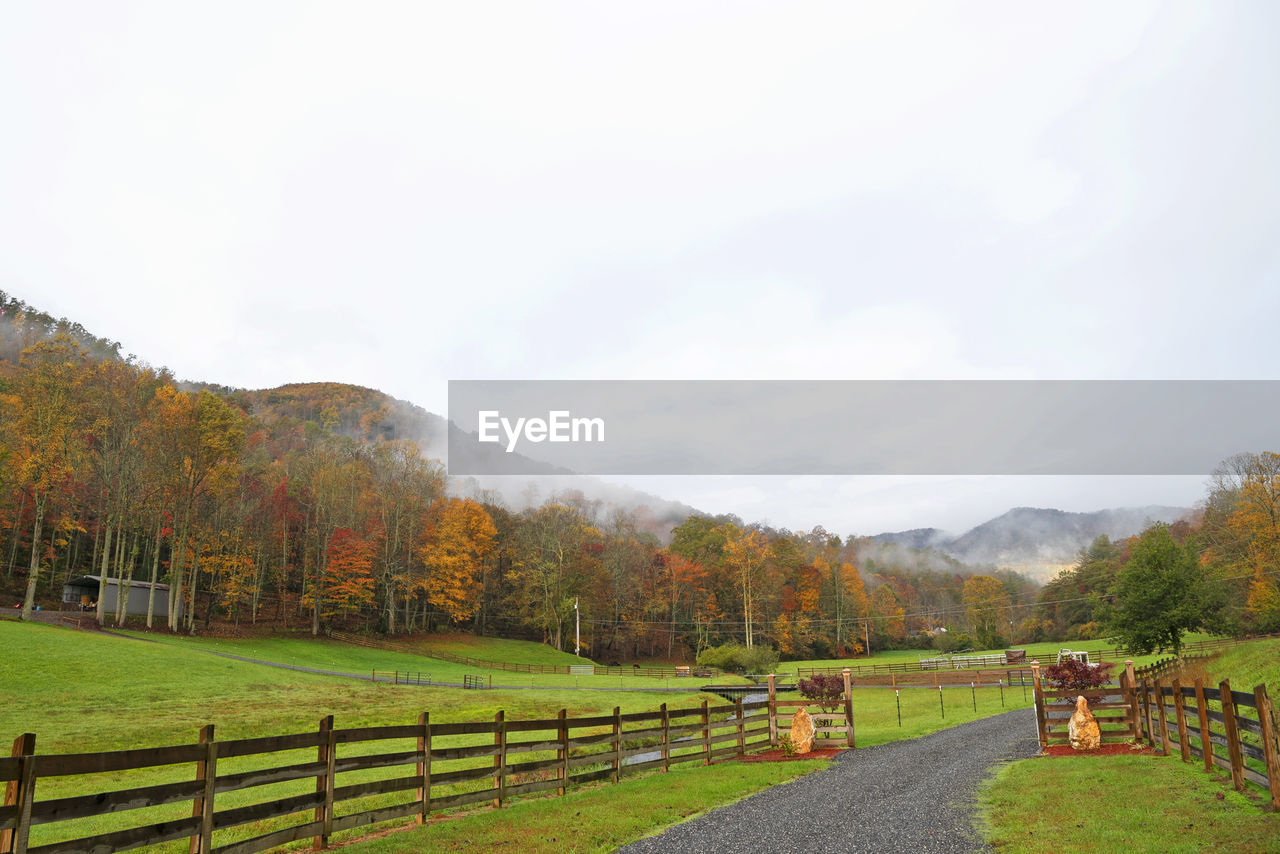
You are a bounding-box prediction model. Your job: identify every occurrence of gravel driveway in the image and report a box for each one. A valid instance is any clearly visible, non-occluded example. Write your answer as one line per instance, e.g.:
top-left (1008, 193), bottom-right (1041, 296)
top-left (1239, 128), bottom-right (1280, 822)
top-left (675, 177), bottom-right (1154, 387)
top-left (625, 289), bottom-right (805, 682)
top-left (619, 707), bottom-right (1040, 854)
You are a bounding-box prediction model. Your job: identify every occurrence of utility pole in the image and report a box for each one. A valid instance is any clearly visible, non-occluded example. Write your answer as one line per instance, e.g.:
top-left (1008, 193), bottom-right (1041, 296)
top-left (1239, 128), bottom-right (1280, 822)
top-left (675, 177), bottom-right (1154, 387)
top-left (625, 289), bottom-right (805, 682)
top-left (575, 597), bottom-right (580, 656)
top-left (864, 621), bottom-right (870, 657)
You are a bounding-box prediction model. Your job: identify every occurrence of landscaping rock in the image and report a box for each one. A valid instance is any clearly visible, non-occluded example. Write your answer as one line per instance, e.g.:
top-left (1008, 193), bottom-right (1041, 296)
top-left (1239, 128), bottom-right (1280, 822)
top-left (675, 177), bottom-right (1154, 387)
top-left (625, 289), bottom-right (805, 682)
top-left (790, 707), bottom-right (815, 754)
top-left (1069, 695), bottom-right (1101, 751)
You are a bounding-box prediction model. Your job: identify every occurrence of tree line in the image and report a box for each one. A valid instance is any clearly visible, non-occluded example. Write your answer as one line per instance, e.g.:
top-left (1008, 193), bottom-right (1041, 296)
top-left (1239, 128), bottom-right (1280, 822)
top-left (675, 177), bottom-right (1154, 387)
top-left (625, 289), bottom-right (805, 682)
top-left (0, 298), bottom-right (1048, 659)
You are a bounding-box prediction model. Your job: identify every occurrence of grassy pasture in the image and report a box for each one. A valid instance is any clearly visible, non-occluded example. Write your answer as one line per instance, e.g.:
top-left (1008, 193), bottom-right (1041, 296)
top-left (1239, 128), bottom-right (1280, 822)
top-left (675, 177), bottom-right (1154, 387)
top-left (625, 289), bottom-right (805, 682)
top-left (113, 629), bottom-right (756, 689)
top-left (1, 621), bottom-right (1024, 853)
top-left (981, 753), bottom-right (1280, 853)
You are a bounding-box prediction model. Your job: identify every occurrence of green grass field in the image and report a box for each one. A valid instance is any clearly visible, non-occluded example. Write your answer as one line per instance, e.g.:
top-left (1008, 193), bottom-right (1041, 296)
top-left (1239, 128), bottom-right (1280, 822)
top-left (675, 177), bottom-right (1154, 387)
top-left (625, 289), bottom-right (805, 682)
top-left (1, 621), bottom-right (1023, 853)
top-left (112, 628), bottom-right (757, 689)
top-left (334, 761), bottom-right (822, 854)
top-left (980, 753), bottom-right (1280, 853)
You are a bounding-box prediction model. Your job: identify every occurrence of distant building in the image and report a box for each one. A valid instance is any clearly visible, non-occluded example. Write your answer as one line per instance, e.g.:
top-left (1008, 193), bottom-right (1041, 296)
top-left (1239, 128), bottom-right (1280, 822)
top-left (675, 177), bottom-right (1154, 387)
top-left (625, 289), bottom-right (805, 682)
top-left (61, 575), bottom-right (182, 618)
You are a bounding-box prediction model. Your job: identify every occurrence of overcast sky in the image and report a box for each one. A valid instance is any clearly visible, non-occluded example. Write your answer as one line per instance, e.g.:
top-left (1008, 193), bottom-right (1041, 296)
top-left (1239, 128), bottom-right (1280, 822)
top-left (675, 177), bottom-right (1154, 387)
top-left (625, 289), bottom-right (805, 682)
top-left (4, 2), bottom-right (1277, 534)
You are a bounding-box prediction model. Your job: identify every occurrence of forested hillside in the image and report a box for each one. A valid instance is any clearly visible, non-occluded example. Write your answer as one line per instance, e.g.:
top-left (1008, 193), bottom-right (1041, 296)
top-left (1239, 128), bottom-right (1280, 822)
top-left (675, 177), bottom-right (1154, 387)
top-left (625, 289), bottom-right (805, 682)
top-left (5, 292), bottom-right (1274, 661)
top-left (1034, 454), bottom-right (1280, 647)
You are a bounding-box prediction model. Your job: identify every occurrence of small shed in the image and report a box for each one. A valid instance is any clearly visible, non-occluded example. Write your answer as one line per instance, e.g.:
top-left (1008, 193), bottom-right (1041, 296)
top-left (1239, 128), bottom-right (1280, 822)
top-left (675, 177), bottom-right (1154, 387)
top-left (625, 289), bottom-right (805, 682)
top-left (62, 575), bottom-right (182, 618)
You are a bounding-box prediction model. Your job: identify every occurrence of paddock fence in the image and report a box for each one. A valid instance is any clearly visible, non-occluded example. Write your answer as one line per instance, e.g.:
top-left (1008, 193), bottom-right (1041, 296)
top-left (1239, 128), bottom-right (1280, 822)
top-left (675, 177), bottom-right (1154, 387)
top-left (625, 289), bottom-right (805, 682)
top-left (0, 685), bottom-right (859, 854)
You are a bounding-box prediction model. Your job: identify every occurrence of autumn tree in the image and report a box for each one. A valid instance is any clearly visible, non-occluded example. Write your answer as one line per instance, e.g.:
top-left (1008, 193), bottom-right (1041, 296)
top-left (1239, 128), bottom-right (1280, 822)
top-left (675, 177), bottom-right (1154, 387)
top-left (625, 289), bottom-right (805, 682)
top-left (963, 574), bottom-right (1012, 649)
top-left (318, 527), bottom-right (375, 622)
top-left (723, 524), bottom-right (768, 648)
top-left (419, 498), bottom-right (496, 624)
top-left (9, 336), bottom-right (86, 618)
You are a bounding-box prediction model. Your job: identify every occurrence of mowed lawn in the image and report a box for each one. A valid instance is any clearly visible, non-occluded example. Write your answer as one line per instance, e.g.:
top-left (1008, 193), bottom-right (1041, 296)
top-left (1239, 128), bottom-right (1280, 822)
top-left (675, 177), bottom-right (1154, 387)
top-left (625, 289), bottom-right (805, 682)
top-left (981, 753), bottom-right (1280, 853)
top-left (112, 628), bottom-right (755, 689)
top-left (2, 621), bottom-right (746, 853)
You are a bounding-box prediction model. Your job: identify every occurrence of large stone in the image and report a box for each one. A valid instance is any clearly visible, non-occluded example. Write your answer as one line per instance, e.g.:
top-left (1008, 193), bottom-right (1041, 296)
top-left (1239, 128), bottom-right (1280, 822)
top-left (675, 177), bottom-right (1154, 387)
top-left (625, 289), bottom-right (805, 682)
top-left (1068, 695), bottom-right (1101, 751)
top-left (790, 707), bottom-right (815, 755)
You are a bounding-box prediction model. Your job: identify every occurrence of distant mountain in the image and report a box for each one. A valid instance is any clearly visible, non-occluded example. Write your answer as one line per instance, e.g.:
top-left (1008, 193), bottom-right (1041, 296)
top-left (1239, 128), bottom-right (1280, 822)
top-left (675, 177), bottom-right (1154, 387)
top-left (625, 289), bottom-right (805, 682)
top-left (869, 527), bottom-right (948, 551)
top-left (873, 505), bottom-right (1191, 581)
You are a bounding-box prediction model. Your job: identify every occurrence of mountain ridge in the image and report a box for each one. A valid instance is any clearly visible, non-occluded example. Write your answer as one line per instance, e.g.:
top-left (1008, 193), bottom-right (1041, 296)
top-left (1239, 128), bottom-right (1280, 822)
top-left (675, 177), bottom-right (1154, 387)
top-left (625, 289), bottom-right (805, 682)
top-left (872, 504), bottom-right (1192, 580)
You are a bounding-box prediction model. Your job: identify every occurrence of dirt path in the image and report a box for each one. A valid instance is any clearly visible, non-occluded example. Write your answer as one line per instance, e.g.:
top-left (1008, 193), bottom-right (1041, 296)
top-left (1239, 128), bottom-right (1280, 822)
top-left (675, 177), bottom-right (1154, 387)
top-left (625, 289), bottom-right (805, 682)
top-left (619, 707), bottom-right (1040, 854)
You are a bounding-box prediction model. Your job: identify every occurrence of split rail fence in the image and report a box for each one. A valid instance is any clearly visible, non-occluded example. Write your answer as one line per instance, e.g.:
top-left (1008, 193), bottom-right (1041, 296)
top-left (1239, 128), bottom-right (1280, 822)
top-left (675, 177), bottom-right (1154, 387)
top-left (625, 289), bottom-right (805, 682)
top-left (0, 688), bottom-right (854, 854)
top-left (1135, 674), bottom-right (1280, 809)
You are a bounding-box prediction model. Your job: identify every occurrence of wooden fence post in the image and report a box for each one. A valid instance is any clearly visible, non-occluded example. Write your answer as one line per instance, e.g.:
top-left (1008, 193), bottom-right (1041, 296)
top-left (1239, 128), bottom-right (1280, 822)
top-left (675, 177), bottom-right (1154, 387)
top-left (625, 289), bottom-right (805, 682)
top-left (611, 707), bottom-right (621, 784)
top-left (701, 699), bottom-right (711, 765)
top-left (843, 668), bottom-right (855, 748)
top-left (1154, 679), bottom-right (1172, 755)
top-left (1219, 679), bottom-right (1246, 793)
top-left (1141, 679), bottom-right (1155, 747)
top-left (1253, 684), bottom-right (1280, 811)
top-left (1194, 678), bottom-right (1212, 772)
top-left (1030, 661), bottom-right (1047, 749)
top-left (660, 703), bottom-right (670, 773)
top-left (314, 715), bottom-right (335, 851)
top-left (735, 698), bottom-right (745, 756)
top-left (189, 724), bottom-right (217, 854)
top-left (1124, 661), bottom-right (1140, 739)
top-left (492, 710), bottom-right (507, 807)
top-left (0, 734), bottom-right (34, 854)
top-left (767, 674), bottom-right (778, 747)
top-left (1171, 679), bottom-right (1190, 762)
top-left (416, 712), bottom-right (430, 825)
top-left (557, 709), bottom-right (569, 795)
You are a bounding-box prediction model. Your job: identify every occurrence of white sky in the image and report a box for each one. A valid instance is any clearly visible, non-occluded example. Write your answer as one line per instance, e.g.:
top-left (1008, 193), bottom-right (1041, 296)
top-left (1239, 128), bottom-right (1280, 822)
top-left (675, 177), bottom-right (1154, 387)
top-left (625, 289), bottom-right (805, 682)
top-left (4, 2), bottom-right (1277, 534)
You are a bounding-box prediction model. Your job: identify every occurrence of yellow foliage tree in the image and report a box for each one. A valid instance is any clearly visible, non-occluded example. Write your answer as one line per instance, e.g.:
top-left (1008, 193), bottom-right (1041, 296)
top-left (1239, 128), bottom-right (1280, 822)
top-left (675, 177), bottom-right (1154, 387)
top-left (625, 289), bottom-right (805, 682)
top-left (419, 498), bottom-right (497, 624)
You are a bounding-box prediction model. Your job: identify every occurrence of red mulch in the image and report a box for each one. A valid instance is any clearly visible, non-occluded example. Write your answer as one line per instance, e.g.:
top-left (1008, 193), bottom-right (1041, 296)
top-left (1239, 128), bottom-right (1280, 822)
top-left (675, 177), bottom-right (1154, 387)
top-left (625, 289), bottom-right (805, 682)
top-left (1041, 742), bottom-right (1156, 757)
top-left (734, 747), bottom-right (846, 763)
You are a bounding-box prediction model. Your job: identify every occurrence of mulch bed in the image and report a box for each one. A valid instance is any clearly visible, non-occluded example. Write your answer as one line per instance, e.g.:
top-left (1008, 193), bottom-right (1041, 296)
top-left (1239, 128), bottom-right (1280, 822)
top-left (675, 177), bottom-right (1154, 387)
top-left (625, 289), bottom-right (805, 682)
top-left (734, 746), bottom-right (846, 762)
top-left (1041, 742), bottom-right (1156, 757)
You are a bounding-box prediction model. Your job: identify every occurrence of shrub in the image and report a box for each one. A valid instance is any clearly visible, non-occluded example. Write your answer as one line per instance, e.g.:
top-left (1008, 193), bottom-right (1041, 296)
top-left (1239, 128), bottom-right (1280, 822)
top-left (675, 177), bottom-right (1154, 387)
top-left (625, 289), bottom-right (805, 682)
top-left (696, 643), bottom-right (780, 675)
top-left (1043, 658), bottom-right (1110, 691)
top-left (934, 632), bottom-right (974, 653)
top-left (797, 673), bottom-right (845, 713)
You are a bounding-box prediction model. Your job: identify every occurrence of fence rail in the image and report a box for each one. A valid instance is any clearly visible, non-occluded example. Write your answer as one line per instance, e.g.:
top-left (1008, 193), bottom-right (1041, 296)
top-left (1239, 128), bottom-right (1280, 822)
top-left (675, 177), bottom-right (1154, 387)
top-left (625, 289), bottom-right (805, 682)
top-left (0, 683), bottom-right (858, 854)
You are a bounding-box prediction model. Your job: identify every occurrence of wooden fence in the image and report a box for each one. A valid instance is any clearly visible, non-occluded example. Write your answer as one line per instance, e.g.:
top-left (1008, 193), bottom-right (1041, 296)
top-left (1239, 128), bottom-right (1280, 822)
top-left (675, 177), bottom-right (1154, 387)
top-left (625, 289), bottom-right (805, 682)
top-left (801, 665), bottom-right (1034, 688)
top-left (1136, 674), bottom-right (1280, 809)
top-left (0, 690), bottom-right (855, 854)
top-left (1029, 660), bottom-right (1142, 748)
top-left (1029, 658), bottom-right (1280, 809)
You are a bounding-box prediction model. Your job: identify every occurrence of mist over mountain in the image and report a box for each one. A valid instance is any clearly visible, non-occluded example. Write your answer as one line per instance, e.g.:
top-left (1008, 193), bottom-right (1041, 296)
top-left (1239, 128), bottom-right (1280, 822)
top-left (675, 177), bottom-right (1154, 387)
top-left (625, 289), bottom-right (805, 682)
top-left (873, 505), bottom-right (1191, 580)
top-left (3, 294), bottom-right (1193, 565)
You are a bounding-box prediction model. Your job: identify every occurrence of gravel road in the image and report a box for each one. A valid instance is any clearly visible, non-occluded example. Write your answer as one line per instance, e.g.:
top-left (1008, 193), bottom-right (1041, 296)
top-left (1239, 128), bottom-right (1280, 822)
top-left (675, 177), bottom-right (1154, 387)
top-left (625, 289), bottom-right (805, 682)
top-left (618, 707), bottom-right (1040, 854)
